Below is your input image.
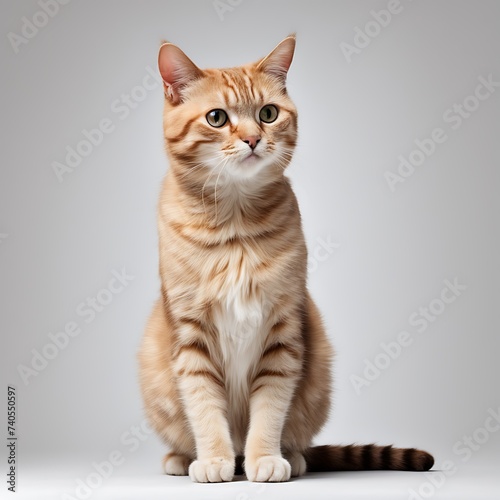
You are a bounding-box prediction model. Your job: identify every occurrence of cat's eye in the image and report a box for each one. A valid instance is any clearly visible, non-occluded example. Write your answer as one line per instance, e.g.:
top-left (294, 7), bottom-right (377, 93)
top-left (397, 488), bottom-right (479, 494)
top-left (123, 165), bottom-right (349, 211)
top-left (206, 109), bottom-right (228, 128)
top-left (259, 104), bottom-right (279, 123)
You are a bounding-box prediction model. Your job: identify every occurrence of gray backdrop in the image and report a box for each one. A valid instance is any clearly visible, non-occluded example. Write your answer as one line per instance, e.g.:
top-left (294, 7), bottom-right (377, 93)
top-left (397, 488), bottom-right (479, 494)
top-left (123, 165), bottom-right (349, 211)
top-left (1, 1), bottom-right (499, 499)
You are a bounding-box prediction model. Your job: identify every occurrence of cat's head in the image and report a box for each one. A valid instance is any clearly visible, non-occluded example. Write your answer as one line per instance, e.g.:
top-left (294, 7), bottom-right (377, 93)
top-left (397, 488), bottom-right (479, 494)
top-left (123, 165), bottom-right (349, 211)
top-left (158, 36), bottom-right (297, 187)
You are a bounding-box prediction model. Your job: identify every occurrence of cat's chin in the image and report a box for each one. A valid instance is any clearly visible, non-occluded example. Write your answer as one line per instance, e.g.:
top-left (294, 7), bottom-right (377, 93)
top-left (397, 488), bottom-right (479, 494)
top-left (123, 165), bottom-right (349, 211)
top-left (229, 155), bottom-right (273, 180)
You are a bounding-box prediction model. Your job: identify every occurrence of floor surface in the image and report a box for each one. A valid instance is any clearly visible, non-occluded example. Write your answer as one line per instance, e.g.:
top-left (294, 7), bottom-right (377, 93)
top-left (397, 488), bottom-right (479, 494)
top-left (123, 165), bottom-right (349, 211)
top-left (12, 459), bottom-right (500, 500)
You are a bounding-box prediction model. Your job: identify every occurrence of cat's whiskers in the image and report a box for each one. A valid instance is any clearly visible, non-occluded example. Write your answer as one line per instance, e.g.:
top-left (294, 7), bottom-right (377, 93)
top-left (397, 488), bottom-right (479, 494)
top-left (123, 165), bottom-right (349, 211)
top-left (201, 155), bottom-right (226, 217)
top-left (177, 154), bottom-right (224, 181)
top-left (176, 163), bottom-right (206, 181)
top-left (273, 150), bottom-right (294, 172)
top-left (213, 157), bottom-right (230, 225)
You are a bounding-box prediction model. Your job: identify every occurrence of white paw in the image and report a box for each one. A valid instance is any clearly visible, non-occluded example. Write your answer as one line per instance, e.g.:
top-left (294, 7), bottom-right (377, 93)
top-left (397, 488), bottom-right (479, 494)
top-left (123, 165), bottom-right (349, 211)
top-left (246, 455), bottom-right (291, 482)
top-left (284, 451), bottom-right (307, 477)
top-left (188, 457), bottom-right (234, 483)
top-left (163, 453), bottom-right (190, 476)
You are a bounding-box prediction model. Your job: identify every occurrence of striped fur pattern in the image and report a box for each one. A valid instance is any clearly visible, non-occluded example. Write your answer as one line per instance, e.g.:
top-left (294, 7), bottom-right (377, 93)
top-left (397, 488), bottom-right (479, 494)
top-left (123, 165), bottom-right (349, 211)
top-left (138, 35), bottom-right (433, 482)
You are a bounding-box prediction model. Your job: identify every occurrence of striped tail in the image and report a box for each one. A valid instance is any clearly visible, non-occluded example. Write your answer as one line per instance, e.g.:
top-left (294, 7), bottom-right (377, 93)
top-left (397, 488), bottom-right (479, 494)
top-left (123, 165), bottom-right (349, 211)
top-left (304, 444), bottom-right (434, 472)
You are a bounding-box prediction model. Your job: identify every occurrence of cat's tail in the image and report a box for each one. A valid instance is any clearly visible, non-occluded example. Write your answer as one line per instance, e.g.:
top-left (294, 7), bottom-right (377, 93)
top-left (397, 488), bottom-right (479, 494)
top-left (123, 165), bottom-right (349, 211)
top-left (304, 444), bottom-right (434, 472)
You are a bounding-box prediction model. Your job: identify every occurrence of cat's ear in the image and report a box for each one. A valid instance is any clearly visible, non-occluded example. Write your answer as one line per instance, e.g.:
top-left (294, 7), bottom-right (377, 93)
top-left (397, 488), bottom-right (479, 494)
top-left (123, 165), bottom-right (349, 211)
top-left (158, 42), bottom-right (203, 104)
top-left (256, 35), bottom-right (296, 83)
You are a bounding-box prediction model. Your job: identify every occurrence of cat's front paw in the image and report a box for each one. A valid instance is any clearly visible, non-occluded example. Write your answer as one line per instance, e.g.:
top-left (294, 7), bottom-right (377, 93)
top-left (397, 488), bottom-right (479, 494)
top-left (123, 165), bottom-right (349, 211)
top-left (188, 457), bottom-right (235, 483)
top-left (245, 455), bottom-right (291, 482)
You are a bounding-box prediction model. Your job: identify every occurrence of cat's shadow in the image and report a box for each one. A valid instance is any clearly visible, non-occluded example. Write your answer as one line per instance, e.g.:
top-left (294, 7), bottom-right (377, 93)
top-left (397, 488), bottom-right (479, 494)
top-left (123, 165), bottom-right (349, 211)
top-left (231, 474), bottom-right (298, 483)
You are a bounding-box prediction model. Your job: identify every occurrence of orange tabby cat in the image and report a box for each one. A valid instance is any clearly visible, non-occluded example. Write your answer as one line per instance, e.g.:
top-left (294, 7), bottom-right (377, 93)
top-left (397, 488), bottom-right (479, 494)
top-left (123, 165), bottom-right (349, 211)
top-left (138, 35), bottom-right (433, 482)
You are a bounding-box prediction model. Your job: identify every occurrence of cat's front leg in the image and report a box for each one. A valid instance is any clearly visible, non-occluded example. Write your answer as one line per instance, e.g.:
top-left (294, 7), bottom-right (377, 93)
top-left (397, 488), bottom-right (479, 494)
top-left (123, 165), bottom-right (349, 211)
top-left (244, 322), bottom-right (302, 482)
top-left (174, 335), bottom-right (235, 483)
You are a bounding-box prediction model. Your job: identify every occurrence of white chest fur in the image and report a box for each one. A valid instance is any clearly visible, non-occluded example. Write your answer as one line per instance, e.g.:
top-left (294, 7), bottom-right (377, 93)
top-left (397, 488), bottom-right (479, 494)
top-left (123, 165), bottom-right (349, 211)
top-left (212, 253), bottom-right (268, 453)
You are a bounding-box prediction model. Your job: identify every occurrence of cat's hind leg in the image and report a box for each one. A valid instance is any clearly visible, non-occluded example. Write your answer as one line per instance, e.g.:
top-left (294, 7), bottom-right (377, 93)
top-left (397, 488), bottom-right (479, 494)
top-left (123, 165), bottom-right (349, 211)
top-left (163, 452), bottom-right (191, 476)
top-left (283, 450), bottom-right (307, 477)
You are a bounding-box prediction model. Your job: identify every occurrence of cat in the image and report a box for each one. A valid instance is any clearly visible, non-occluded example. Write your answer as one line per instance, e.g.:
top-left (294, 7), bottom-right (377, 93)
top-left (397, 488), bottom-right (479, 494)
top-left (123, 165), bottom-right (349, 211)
top-left (138, 35), bottom-right (434, 483)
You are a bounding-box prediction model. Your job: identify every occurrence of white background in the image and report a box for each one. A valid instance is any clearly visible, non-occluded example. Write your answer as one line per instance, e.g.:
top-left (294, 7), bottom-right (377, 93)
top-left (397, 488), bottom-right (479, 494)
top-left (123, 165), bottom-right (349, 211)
top-left (1, 1), bottom-right (499, 499)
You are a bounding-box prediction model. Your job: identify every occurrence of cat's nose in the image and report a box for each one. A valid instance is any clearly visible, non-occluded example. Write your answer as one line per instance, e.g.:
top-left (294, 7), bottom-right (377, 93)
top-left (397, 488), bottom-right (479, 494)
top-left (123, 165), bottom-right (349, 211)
top-left (242, 135), bottom-right (261, 150)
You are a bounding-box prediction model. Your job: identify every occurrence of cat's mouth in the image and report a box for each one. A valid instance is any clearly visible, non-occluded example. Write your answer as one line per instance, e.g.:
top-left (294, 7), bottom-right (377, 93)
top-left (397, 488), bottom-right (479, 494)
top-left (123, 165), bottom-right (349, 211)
top-left (242, 151), bottom-right (260, 163)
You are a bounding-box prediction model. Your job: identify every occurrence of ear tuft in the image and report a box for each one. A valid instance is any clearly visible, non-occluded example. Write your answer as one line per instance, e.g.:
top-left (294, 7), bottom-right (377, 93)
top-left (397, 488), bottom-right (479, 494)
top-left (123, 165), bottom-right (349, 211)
top-left (256, 35), bottom-right (296, 83)
top-left (158, 43), bottom-right (203, 104)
